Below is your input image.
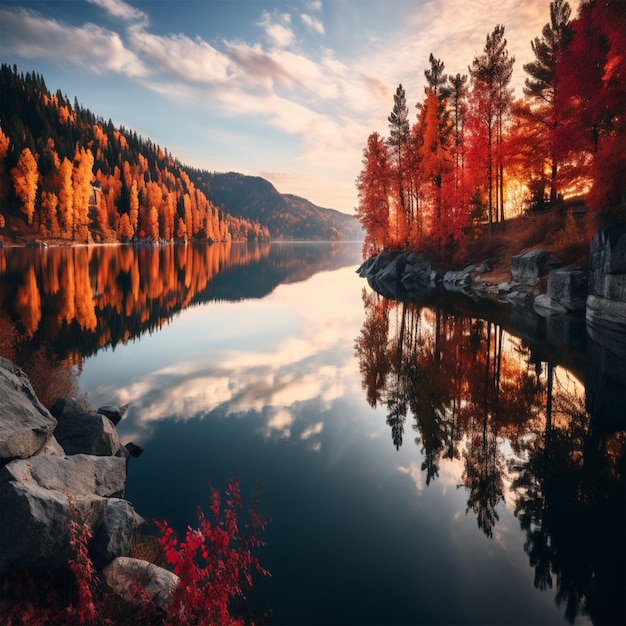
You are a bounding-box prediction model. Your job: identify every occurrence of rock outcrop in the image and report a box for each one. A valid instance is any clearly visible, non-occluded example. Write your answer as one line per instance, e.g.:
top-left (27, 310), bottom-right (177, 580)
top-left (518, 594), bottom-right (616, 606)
top-left (51, 397), bottom-right (121, 456)
top-left (510, 249), bottom-right (562, 285)
top-left (585, 227), bottom-right (626, 431)
top-left (533, 268), bottom-right (587, 317)
top-left (586, 227), bottom-right (626, 337)
top-left (0, 358), bottom-right (173, 610)
top-left (0, 357), bottom-right (59, 464)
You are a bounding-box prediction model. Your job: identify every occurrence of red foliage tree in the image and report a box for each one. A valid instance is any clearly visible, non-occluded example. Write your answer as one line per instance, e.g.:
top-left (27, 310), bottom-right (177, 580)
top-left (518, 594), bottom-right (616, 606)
top-left (356, 132), bottom-right (392, 257)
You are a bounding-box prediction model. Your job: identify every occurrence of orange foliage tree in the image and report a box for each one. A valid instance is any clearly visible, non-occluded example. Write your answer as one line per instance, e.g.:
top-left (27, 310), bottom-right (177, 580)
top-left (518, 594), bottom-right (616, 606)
top-left (11, 147), bottom-right (39, 225)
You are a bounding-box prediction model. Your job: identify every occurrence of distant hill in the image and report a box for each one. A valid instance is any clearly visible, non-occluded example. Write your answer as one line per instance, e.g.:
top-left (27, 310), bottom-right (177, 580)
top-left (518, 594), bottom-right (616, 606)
top-left (186, 170), bottom-right (363, 241)
top-left (0, 64), bottom-right (360, 244)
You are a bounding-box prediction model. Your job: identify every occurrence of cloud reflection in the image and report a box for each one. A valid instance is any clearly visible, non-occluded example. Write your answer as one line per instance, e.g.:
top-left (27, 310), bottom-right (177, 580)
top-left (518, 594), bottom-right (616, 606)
top-left (93, 267), bottom-right (364, 450)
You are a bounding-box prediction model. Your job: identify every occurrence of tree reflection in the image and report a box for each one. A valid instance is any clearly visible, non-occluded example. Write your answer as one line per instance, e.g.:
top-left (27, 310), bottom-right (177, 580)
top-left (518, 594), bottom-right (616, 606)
top-left (0, 241), bottom-right (359, 408)
top-left (355, 290), bottom-right (625, 624)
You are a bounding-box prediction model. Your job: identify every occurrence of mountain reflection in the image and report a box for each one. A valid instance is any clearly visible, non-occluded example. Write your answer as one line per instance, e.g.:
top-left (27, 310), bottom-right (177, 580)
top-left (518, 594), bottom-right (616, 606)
top-left (355, 290), bottom-right (625, 625)
top-left (0, 242), bottom-right (359, 403)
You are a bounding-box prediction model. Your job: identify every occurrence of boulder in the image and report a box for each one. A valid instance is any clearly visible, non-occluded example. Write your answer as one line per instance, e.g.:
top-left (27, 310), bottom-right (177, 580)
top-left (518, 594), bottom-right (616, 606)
top-left (0, 477), bottom-right (140, 576)
top-left (400, 253), bottom-right (431, 290)
top-left (356, 251), bottom-right (398, 278)
top-left (0, 480), bottom-right (107, 576)
top-left (101, 557), bottom-right (180, 613)
top-left (533, 293), bottom-right (568, 317)
top-left (0, 357), bottom-right (58, 465)
top-left (90, 499), bottom-right (143, 570)
top-left (546, 268), bottom-right (587, 312)
top-left (0, 454), bottom-right (127, 498)
top-left (51, 397), bottom-right (121, 456)
top-left (510, 249), bottom-right (561, 285)
top-left (443, 269), bottom-right (472, 292)
top-left (97, 404), bottom-right (128, 426)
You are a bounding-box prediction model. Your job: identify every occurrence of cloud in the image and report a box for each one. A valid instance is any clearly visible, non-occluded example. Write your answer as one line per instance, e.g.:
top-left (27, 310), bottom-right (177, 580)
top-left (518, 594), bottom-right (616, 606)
top-left (86, 0), bottom-right (147, 24)
top-left (0, 7), bottom-right (147, 78)
top-left (308, 0), bottom-right (323, 11)
top-left (128, 28), bottom-right (231, 84)
top-left (257, 10), bottom-right (295, 49)
top-left (301, 13), bottom-right (325, 35)
top-left (398, 462), bottom-right (424, 494)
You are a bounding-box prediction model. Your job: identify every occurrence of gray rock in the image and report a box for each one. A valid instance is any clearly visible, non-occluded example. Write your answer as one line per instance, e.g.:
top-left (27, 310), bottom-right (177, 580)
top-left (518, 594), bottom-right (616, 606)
top-left (0, 454), bottom-right (126, 498)
top-left (124, 442), bottom-right (144, 458)
top-left (0, 480), bottom-right (107, 576)
top-left (97, 404), bottom-right (128, 426)
top-left (586, 294), bottom-right (626, 334)
top-left (443, 270), bottom-right (472, 291)
top-left (400, 253), bottom-right (431, 289)
top-left (375, 254), bottom-right (406, 287)
top-left (356, 251), bottom-right (398, 278)
top-left (533, 293), bottom-right (568, 317)
top-left (547, 268), bottom-right (587, 311)
top-left (0, 357), bottom-right (58, 465)
top-left (51, 397), bottom-right (121, 456)
top-left (33, 435), bottom-right (65, 457)
top-left (90, 499), bottom-right (141, 570)
top-left (510, 249), bottom-right (561, 285)
top-left (589, 227), bottom-right (626, 279)
top-left (101, 557), bottom-right (180, 613)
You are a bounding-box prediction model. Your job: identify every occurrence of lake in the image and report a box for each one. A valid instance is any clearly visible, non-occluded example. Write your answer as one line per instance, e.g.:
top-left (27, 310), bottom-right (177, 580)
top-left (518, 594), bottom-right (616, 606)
top-left (0, 241), bottom-right (624, 625)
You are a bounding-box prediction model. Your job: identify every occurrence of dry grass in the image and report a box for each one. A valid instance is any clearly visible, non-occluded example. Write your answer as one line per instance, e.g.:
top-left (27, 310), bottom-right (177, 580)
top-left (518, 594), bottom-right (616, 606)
top-left (447, 211), bottom-right (590, 278)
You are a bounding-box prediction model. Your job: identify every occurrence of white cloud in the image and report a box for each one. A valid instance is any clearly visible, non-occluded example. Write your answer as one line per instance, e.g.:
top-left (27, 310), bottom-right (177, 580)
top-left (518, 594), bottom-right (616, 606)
top-left (257, 10), bottom-right (295, 49)
top-left (0, 8), bottom-right (147, 78)
top-left (128, 28), bottom-right (231, 84)
top-left (301, 13), bottom-right (325, 35)
top-left (86, 0), bottom-right (147, 24)
top-left (398, 461), bottom-right (424, 494)
top-left (301, 422), bottom-right (324, 440)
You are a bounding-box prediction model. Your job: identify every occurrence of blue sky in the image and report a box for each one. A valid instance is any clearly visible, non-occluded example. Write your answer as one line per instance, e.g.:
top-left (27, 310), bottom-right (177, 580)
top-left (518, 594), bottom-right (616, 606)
top-left (0, 0), bottom-right (552, 214)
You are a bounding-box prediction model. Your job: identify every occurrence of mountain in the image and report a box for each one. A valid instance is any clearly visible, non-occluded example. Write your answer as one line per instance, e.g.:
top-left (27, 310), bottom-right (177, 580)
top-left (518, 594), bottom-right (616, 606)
top-left (186, 170), bottom-right (363, 241)
top-left (0, 64), bottom-right (360, 243)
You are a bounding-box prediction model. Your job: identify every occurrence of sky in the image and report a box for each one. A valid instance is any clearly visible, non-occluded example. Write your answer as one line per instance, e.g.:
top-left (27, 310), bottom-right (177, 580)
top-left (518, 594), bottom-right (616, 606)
top-left (0, 0), bottom-right (557, 215)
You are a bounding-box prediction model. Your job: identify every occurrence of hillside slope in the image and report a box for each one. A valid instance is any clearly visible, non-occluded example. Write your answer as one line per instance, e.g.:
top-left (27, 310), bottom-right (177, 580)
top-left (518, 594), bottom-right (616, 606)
top-left (188, 171), bottom-right (362, 241)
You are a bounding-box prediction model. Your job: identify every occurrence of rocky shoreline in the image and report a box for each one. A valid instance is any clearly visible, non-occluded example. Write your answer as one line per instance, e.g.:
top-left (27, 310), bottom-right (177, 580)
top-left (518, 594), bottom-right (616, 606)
top-left (357, 226), bottom-right (626, 431)
top-left (357, 227), bottom-right (625, 337)
top-left (0, 357), bottom-right (178, 610)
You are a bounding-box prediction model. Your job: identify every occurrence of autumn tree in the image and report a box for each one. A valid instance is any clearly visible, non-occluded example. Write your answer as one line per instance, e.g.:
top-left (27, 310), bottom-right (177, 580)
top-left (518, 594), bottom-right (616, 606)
top-left (387, 84), bottom-right (411, 244)
top-left (448, 73), bottom-right (469, 199)
top-left (11, 147), bottom-right (39, 225)
top-left (0, 126), bottom-right (10, 201)
top-left (469, 25), bottom-right (515, 230)
top-left (523, 0), bottom-right (573, 205)
top-left (555, 0), bottom-right (626, 227)
top-left (356, 132), bottom-right (392, 257)
top-left (72, 147), bottom-right (94, 242)
top-left (57, 157), bottom-right (74, 238)
top-left (129, 180), bottom-right (139, 232)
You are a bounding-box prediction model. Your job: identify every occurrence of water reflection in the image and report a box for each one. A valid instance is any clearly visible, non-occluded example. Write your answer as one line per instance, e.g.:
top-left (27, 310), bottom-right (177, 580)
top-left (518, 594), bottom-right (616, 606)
top-left (355, 290), bottom-right (625, 625)
top-left (0, 241), bottom-right (359, 405)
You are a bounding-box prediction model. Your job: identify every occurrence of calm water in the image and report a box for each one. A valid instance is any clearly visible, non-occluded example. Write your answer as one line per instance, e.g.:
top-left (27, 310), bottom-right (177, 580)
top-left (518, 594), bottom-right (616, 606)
top-left (0, 241), bottom-right (624, 625)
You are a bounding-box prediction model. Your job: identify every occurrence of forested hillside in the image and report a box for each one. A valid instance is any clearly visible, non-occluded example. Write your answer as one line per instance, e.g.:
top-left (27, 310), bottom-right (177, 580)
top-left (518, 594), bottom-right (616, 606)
top-left (355, 0), bottom-right (625, 260)
top-left (0, 64), bottom-right (268, 244)
top-left (189, 171), bottom-right (363, 240)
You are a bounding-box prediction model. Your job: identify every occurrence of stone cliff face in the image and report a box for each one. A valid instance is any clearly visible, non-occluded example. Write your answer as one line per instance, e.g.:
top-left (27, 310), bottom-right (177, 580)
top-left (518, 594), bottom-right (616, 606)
top-left (585, 227), bottom-right (626, 432)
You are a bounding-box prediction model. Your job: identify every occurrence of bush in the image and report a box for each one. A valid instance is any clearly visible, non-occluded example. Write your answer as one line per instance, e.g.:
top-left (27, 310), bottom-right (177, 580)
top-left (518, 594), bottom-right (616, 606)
top-left (0, 480), bottom-right (270, 625)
